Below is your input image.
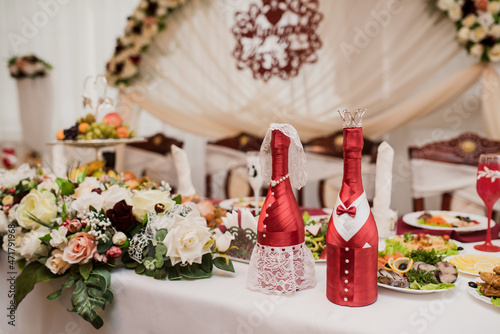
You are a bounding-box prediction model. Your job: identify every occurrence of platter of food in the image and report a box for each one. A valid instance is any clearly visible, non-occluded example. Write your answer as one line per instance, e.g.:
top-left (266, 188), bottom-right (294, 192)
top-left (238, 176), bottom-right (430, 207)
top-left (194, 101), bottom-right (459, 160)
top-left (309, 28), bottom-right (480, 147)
top-left (447, 254), bottom-right (500, 276)
top-left (402, 210), bottom-right (493, 232)
top-left (467, 267), bottom-right (500, 307)
top-left (377, 234), bottom-right (459, 293)
top-left (302, 212), bottom-right (329, 262)
top-left (218, 197), bottom-right (266, 211)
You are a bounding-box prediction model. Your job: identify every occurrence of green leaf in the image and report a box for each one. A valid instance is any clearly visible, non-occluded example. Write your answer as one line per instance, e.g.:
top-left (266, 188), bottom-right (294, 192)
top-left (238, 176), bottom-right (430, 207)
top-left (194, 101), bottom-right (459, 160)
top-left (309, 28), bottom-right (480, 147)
top-left (79, 262), bottom-right (93, 280)
top-left (76, 168), bottom-right (87, 184)
top-left (179, 261), bottom-right (212, 279)
top-left (15, 262), bottom-right (58, 308)
top-left (155, 254), bottom-right (164, 268)
top-left (102, 289), bottom-right (114, 304)
top-left (155, 230), bottom-right (167, 243)
top-left (56, 177), bottom-right (75, 196)
top-left (47, 274), bottom-right (78, 301)
top-left (97, 236), bottom-right (112, 255)
top-left (135, 263), bottom-right (145, 274)
top-left (155, 243), bottom-right (167, 256)
top-left (39, 233), bottom-right (51, 247)
top-left (167, 265), bottom-right (181, 280)
top-left (213, 256), bottom-right (235, 273)
top-left (200, 253), bottom-right (213, 274)
top-left (302, 211), bottom-right (311, 224)
top-left (90, 268), bottom-right (111, 288)
top-left (173, 194), bottom-right (182, 205)
top-left (71, 280), bottom-right (104, 329)
top-left (154, 266), bottom-right (167, 280)
top-left (17, 259), bottom-right (26, 271)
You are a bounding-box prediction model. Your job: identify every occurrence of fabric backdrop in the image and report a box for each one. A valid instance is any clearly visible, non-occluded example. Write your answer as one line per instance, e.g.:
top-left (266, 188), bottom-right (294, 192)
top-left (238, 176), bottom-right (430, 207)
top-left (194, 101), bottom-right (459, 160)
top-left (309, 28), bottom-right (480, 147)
top-left (119, 0), bottom-right (500, 141)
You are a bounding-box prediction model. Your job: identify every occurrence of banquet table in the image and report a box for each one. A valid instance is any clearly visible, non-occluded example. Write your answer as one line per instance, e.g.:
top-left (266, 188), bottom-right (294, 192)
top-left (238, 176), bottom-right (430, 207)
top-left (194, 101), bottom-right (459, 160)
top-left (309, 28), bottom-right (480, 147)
top-left (1, 240), bottom-right (499, 334)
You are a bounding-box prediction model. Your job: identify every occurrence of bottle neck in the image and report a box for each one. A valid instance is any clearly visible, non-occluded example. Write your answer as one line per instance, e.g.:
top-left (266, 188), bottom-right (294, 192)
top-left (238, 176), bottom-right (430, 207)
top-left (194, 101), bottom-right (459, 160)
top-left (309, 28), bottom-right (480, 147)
top-left (340, 127), bottom-right (364, 201)
top-left (271, 130), bottom-right (290, 180)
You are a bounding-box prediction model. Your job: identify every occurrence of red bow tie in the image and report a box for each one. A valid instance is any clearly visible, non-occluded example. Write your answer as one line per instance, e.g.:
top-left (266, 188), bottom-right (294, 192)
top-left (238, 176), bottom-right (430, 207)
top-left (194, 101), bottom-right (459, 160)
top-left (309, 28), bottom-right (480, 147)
top-left (336, 205), bottom-right (356, 217)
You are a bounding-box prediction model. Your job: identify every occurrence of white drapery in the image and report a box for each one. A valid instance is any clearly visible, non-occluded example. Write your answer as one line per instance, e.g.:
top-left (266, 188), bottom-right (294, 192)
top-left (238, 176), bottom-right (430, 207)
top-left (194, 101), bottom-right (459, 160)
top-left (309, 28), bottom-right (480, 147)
top-left (119, 0), bottom-right (500, 141)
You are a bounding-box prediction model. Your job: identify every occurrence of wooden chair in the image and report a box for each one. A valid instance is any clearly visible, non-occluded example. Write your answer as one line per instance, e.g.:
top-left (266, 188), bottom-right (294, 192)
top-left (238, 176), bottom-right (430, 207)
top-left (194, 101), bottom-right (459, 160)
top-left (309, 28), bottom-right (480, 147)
top-left (127, 133), bottom-right (183, 155)
top-left (408, 132), bottom-right (500, 212)
top-left (205, 132), bottom-right (264, 199)
top-left (303, 130), bottom-right (380, 208)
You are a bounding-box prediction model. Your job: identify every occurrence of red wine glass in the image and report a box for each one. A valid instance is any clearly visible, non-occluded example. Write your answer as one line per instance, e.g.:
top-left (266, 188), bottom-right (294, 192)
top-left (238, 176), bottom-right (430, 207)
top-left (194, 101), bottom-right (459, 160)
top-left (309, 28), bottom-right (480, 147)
top-left (475, 154), bottom-right (500, 252)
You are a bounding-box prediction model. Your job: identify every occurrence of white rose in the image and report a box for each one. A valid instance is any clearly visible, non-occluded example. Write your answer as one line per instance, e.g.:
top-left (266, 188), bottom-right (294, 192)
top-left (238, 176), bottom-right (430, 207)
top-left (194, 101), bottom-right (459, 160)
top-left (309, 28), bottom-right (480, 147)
top-left (101, 185), bottom-right (132, 211)
top-left (50, 226), bottom-right (68, 250)
top-left (133, 9), bottom-right (146, 21)
top-left (139, 0), bottom-right (148, 9)
top-left (8, 64), bottom-right (19, 76)
top-left (457, 26), bottom-right (470, 43)
top-left (22, 63), bottom-right (37, 75)
top-left (74, 177), bottom-right (101, 198)
top-left (112, 231), bottom-right (127, 246)
top-left (45, 249), bottom-right (71, 275)
top-left (462, 14), bottom-right (477, 27)
top-left (37, 177), bottom-right (58, 192)
top-left (478, 13), bottom-right (495, 29)
top-left (132, 189), bottom-right (175, 222)
top-left (470, 43), bottom-right (484, 57)
top-left (0, 211), bottom-right (8, 234)
top-left (8, 204), bottom-right (18, 221)
top-left (19, 228), bottom-right (49, 261)
top-left (470, 26), bottom-right (487, 42)
top-left (71, 192), bottom-right (104, 215)
top-left (448, 3), bottom-right (462, 21)
top-left (2, 227), bottom-right (24, 259)
top-left (491, 24), bottom-right (500, 38)
top-left (16, 189), bottom-right (57, 230)
top-left (215, 232), bottom-right (235, 253)
top-left (157, 7), bottom-right (166, 16)
top-left (488, 1), bottom-right (500, 14)
top-left (163, 212), bottom-right (211, 265)
top-left (488, 44), bottom-right (500, 62)
top-left (0, 164), bottom-right (36, 188)
top-left (120, 59), bottom-right (138, 80)
top-left (2, 195), bottom-right (13, 207)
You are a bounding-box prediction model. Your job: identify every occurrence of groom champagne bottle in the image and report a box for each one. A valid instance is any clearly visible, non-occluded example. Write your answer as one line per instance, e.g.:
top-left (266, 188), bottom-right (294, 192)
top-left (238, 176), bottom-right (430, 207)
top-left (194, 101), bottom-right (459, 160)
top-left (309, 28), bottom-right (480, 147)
top-left (326, 109), bottom-right (378, 306)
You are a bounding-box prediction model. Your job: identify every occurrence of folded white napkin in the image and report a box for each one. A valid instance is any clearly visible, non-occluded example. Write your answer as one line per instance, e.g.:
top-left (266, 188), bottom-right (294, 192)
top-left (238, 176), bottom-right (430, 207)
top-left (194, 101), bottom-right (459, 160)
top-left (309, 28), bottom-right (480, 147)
top-left (221, 208), bottom-right (258, 232)
top-left (371, 141), bottom-right (396, 237)
top-left (171, 145), bottom-right (196, 197)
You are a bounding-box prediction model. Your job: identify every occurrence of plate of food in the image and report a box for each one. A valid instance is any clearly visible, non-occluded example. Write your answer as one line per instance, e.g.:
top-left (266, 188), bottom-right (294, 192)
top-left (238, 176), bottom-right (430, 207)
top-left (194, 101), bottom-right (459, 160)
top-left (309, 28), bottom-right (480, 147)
top-left (402, 211), bottom-right (493, 232)
top-left (467, 267), bottom-right (500, 307)
top-left (302, 212), bottom-right (329, 262)
top-left (377, 240), bottom-right (458, 293)
top-left (382, 232), bottom-right (462, 257)
top-left (218, 197), bottom-right (266, 211)
top-left (447, 254), bottom-right (500, 276)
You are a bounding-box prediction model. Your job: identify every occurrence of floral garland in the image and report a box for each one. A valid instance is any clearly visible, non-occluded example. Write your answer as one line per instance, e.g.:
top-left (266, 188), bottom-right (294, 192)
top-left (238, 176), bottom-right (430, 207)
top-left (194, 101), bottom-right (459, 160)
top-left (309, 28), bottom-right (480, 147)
top-left (105, 0), bottom-right (187, 88)
top-left (8, 54), bottom-right (52, 79)
top-left (0, 164), bottom-right (234, 329)
top-left (436, 0), bottom-right (500, 61)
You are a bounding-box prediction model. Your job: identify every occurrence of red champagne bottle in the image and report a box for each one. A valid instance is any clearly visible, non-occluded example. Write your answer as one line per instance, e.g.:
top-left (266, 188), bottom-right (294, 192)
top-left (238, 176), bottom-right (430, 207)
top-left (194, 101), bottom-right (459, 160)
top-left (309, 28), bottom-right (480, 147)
top-left (326, 110), bottom-right (378, 306)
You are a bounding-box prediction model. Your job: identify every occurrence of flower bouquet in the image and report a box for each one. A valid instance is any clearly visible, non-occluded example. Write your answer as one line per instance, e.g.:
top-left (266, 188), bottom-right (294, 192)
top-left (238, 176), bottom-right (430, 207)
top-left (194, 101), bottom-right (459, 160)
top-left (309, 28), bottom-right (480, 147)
top-left (436, 0), bottom-right (500, 61)
top-left (8, 54), bottom-right (52, 79)
top-left (0, 164), bottom-right (235, 329)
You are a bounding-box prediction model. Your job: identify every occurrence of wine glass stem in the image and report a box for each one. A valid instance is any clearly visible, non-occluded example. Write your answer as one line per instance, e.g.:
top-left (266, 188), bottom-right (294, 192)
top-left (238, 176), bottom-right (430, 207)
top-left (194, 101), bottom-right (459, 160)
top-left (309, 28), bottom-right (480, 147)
top-left (486, 205), bottom-right (493, 244)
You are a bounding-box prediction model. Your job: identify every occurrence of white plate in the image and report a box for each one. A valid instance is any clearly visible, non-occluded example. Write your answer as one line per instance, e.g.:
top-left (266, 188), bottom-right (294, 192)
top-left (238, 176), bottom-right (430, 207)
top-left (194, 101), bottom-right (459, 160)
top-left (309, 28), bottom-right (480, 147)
top-left (377, 283), bottom-right (453, 294)
top-left (47, 137), bottom-right (146, 148)
top-left (218, 197), bottom-right (266, 211)
top-left (445, 254), bottom-right (500, 276)
top-left (467, 279), bottom-right (500, 307)
top-left (402, 210), bottom-right (494, 233)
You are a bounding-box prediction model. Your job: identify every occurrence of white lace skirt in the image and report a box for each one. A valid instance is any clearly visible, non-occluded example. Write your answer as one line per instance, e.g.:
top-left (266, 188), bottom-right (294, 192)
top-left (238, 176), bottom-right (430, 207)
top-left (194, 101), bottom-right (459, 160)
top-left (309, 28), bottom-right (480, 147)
top-left (246, 242), bottom-right (316, 295)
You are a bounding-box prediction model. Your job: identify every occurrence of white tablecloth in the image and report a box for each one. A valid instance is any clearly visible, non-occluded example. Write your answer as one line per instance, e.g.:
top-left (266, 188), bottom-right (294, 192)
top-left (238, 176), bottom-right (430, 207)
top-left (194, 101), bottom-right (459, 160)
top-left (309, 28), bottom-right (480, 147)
top-left (1, 241), bottom-right (499, 334)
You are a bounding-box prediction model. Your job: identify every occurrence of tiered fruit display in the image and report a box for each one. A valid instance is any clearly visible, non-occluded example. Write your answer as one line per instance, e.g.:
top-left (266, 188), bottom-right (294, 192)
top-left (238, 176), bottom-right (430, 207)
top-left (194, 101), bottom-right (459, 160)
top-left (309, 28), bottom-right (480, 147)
top-left (56, 112), bottom-right (135, 140)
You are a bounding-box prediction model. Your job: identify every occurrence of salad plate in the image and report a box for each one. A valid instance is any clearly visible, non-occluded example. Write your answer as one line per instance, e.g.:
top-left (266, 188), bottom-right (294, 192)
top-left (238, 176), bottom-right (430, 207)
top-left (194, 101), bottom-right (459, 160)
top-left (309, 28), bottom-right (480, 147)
top-left (218, 197), bottom-right (266, 211)
top-left (402, 210), bottom-right (493, 233)
top-left (377, 283), bottom-right (452, 294)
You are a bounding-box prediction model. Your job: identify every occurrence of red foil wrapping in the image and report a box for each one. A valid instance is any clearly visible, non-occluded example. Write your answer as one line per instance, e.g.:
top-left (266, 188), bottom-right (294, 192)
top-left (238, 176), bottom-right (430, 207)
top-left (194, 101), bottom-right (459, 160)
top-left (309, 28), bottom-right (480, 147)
top-left (257, 130), bottom-right (304, 246)
top-left (326, 127), bottom-right (378, 306)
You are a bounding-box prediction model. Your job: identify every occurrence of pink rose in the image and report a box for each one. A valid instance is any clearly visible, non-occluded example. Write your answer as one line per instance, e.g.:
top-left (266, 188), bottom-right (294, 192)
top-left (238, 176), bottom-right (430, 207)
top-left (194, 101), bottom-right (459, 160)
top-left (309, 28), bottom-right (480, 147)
top-left (61, 219), bottom-right (82, 233)
top-left (106, 246), bottom-right (122, 259)
top-left (93, 252), bottom-right (108, 263)
top-left (62, 232), bottom-right (97, 264)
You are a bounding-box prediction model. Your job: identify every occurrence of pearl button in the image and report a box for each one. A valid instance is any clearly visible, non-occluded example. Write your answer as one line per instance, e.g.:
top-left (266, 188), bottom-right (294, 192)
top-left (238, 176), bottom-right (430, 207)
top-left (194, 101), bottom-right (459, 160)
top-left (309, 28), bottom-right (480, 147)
top-left (263, 234), bottom-right (266, 238)
top-left (344, 288), bottom-right (348, 292)
top-left (344, 297), bottom-right (348, 301)
top-left (344, 279), bottom-right (348, 284)
top-left (266, 214), bottom-right (269, 217)
top-left (269, 204), bottom-right (271, 207)
top-left (345, 259), bottom-right (349, 263)
top-left (345, 270), bottom-right (349, 274)
top-left (345, 247), bottom-right (349, 251)
top-left (271, 192), bottom-right (275, 196)
top-left (263, 225), bottom-right (267, 229)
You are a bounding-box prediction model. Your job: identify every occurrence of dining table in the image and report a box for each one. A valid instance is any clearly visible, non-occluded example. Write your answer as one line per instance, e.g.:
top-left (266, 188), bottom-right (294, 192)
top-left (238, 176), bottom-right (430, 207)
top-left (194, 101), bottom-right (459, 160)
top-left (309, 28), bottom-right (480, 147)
top-left (1, 235), bottom-right (499, 334)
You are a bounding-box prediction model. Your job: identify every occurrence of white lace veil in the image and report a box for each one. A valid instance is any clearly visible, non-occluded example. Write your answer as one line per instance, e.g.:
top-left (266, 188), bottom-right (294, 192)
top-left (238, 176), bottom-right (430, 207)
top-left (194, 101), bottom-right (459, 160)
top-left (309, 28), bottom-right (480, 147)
top-left (259, 123), bottom-right (307, 190)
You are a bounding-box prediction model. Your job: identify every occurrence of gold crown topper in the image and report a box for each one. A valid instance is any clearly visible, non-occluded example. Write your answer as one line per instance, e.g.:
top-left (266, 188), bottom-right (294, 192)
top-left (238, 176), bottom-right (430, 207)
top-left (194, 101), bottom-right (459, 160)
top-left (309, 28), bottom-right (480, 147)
top-left (338, 109), bottom-right (366, 128)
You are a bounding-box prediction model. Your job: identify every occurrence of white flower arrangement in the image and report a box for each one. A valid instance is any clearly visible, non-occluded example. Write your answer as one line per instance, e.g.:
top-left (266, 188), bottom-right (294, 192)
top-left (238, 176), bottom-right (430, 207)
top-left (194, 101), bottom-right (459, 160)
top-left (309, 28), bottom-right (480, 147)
top-left (105, 0), bottom-right (187, 88)
top-left (8, 54), bottom-right (52, 79)
top-left (436, 0), bottom-right (500, 62)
